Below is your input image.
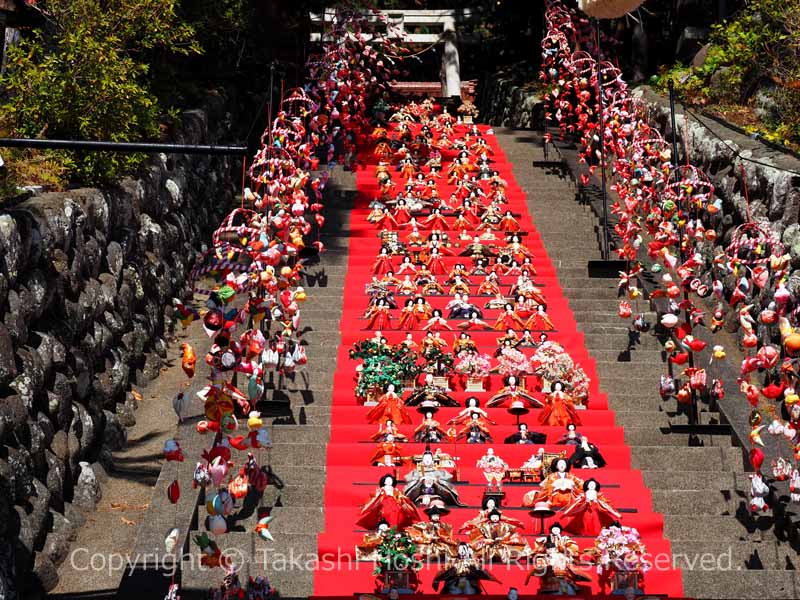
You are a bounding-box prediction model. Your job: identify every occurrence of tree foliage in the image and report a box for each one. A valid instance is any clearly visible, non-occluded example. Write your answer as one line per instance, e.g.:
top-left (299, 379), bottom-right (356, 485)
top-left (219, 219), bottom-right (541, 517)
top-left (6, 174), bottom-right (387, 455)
top-left (0, 0), bottom-right (200, 185)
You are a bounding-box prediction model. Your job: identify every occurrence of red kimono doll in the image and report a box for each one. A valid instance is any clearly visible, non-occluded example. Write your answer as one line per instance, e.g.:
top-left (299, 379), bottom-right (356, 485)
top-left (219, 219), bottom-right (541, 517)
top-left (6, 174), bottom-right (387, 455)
top-left (560, 479), bottom-right (621, 536)
top-left (498, 211), bottom-right (521, 233)
top-left (373, 248), bottom-right (394, 276)
top-left (458, 311), bottom-right (491, 331)
top-left (525, 305), bottom-right (556, 331)
top-left (357, 474), bottom-right (421, 531)
top-left (477, 276), bottom-right (500, 296)
top-left (364, 299), bottom-right (392, 330)
top-left (426, 248), bottom-right (448, 275)
top-left (393, 200), bottom-right (412, 225)
top-left (397, 299), bottom-right (416, 331)
top-left (420, 208), bottom-right (449, 231)
top-left (493, 304), bottom-right (526, 330)
top-left (374, 208), bottom-right (400, 231)
top-left (423, 309), bottom-right (452, 331)
top-left (410, 297), bottom-right (433, 326)
top-left (538, 383), bottom-right (582, 427)
top-left (366, 385), bottom-right (412, 425)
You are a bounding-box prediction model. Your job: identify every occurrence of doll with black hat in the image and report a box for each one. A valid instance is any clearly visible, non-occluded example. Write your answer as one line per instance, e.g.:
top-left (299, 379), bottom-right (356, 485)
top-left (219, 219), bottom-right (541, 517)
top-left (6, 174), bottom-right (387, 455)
top-left (406, 503), bottom-right (459, 561)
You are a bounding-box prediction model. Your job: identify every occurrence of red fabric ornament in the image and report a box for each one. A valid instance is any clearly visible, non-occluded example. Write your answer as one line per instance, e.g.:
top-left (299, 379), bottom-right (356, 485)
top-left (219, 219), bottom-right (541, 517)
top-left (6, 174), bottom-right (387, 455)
top-left (749, 447), bottom-right (765, 472)
top-left (167, 480), bottom-right (180, 504)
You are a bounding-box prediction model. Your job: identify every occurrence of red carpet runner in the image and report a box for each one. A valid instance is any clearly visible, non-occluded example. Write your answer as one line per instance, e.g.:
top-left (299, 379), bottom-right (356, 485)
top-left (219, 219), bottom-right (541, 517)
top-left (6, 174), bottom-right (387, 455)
top-left (313, 124), bottom-right (684, 597)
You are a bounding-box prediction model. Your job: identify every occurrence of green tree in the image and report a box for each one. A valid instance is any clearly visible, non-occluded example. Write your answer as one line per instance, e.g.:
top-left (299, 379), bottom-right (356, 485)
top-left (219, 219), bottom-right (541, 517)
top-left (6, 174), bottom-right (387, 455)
top-left (0, 0), bottom-right (200, 185)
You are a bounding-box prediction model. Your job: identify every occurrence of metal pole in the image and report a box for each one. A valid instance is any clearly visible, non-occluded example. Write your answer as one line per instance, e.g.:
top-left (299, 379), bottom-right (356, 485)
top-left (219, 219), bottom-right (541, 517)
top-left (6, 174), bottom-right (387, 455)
top-left (667, 79), bottom-right (698, 427)
top-left (0, 138), bottom-right (247, 155)
top-left (267, 62), bottom-right (276, 146)
top-left (595, 20), bottom-right (610, 261)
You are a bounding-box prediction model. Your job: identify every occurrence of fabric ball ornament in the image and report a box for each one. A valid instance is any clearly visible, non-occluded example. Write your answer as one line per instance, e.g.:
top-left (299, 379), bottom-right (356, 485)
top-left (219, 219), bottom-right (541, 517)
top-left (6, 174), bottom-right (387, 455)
top-left (784, 333), bottom-right (800, 356)
top-left (208, 514), bottom-right (227, 535)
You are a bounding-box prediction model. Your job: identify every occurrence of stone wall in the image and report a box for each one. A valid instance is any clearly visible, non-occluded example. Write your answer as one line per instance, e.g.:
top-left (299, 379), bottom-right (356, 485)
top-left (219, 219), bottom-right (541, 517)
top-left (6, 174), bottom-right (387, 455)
top-left (0, 94), bottom-right (238, 599)
top-left (478, 63), bottom-right (542, 129)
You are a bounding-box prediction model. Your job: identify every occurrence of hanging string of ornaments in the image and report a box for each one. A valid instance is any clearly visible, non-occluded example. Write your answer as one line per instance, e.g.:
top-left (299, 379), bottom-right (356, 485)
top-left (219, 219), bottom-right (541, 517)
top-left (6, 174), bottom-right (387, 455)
top-left (162, 6), bottom-right (410, 599)
top-left (541, 0), bottom-right (800, 511)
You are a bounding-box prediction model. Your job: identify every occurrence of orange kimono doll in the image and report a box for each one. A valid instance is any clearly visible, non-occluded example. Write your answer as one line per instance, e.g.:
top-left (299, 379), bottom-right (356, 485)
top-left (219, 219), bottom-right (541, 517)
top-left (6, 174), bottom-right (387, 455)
top-left (538, 382), bottom-right (582, 427)
top-left (523, 458), bottom-right (584, 508)
top-left (498, 211), bottom-right (521, 233)
top-left (493, 304), bottom-right (526, 330)
top-left (366, 384), bottom-right (413, 425)
top-left (426, 248), bottom-right (448, 275)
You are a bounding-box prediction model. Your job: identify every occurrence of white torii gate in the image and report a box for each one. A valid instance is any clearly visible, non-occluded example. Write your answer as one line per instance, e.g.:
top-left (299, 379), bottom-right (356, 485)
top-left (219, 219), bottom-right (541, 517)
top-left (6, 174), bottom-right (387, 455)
top-left (309, 8), bottom-right (472, 98)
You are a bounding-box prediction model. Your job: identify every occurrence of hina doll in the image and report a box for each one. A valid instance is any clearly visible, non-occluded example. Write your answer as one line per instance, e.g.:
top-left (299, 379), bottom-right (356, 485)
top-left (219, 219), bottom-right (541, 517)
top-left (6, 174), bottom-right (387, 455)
top-left (405, 374), bottom-right (459, 408)
top-left (493, 304), bottom-right (526, 330)
top-left (397, 275), bottom-right (418, 296)
top-left (447, 397), bottom-right (496, 427)
top-left (371, 419), bottom-right (408, 442)
top-left (560, 479), bottom-right (621, 536)
top-left (538, 382), bottom-right (581, 427)
top-left (457, 412), bottom-right (493, 443)
top-left (421, 330), bottom-right (448, 355)
top-left (356, 519), bottom-right (391, 561)
top-left (523, 458), bottom-right (584, 508)
top-left (526, 523), bottom-right (588, 595)
top-left (487, 376), bottom-right (543, 409)
top-left (406, 506), bottom-right (459, 560)
top-left (446, 293), bottom-right (470, 318)
top-left (432, 542), bottom-right (500, 594)
top-left (396, 255), bottom-right (417, 275)
top-left (411, 296), bottom-right (433, 324)
top-left (459, 497), bottom-right (526, 542)
top-left (369, 435), bottom-right (407, 467)
top-left (363, 298), bottom-right (392, 330)
top-left (458, 311), bottom-right (491, 331)
top-left (460, 236), bottom-right (496, 259)
top-left (413, 411), bottom-right (449, 443)
top-left (477, 275), bottom-right (500, 296)
top-left (373, 248), bottom-right (395, 276)
top-left (498, 210), bottom-right (521, 233)
top-left (397, 299), bottom-right (416, 331)
top-left (374, 207), bottom-right (400, 231)
top-left (453, 332), bottom-right (478, 356)
top-left (424, 309), bottom-right (452, 331)
top-left (421, 207), bottom-right (449, 231)
top-left (393, 198), bottom-right (412, 225)
top-left (470, 509), bottom-right (532, 564)
top-left (426, 247), bottom-right (448, 275)
top-left (556, 423), bottom-right (581, 446)
top-left (505, 235), bottom-right (534, 262)
top-left (366, 385), bottom-right (413, 425)
top-left (475, 448), bottom-right (506, 490)
top-left (504, 422), bottom-right (546, 445)
top-left (569, 437), bottom-right (606, 469)
top-left (421, 277), bottom-right (446, 296)
top-left (356, 474), bottom-right (421, 531)
top-left (404, 449), bottom-right (462, 507)
top-left (525, 304), bottom-right (555, 331)
top-left (449, 276), bottom-right (471, 296)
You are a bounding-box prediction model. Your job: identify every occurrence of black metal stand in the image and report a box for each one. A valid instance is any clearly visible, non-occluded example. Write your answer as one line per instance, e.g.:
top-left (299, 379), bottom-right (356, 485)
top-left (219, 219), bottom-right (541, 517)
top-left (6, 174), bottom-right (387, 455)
top-left (594, 19), bottom-right (611, 261)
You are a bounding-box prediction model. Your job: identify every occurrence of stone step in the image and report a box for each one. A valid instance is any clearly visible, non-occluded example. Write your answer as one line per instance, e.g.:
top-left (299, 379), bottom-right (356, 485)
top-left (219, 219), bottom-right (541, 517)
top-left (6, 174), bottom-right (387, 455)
top-left (631, 446), bottom-right (743, 472)
top-left (594, 362), bottom-right (673, 378)
top-left (671, 540), bottom-right (798, 571)
top-left (642, 470), bottom-right (738, 490)
top-left (622, 428), bottom-right (731, 448)
top-left (683, 570), bottom-right (797, 599)
top-left (587, 349), bottom-right (665, 363)
top-left (652, 489), bottom-right (738, 515)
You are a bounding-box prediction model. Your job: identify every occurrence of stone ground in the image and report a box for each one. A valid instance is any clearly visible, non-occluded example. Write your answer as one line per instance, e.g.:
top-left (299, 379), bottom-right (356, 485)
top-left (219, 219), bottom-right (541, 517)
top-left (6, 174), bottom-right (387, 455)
top-left (51, 299), bottom-right (213, 596)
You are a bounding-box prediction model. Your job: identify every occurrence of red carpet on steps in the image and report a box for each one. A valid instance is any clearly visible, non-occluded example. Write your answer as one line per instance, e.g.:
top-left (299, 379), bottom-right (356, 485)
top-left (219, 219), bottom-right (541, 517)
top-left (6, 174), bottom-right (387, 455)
top-left (312, 125), bottom-right (684, 597)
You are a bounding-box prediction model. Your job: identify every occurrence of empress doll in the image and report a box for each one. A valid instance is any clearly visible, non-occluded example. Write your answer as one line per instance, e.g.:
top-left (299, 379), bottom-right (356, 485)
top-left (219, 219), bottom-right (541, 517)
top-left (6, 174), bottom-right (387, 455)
top-left (560, 479), bottom-right (621, 536)
top-left (498, 210), bottom-right (521, 233)
top-left (538, 382), bottom-right (581, 427)
top-left (523, 458), bottom-right (584, 508)
top-left (356, 474), bottom-right (421, 531)
top-left (366, 384), bottom-right (412, 425)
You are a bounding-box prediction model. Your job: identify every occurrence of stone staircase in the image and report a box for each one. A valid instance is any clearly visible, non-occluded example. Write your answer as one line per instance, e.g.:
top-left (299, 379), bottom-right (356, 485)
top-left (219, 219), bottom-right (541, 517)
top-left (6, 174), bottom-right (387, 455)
top-left (493, 128), bottom-right (800, 600)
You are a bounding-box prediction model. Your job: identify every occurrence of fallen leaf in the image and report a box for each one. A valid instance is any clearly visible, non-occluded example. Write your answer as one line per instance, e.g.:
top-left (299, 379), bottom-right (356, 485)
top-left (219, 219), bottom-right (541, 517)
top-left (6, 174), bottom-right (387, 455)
top-left (121, 517), bottom-right (136, 526)
top-left (110, 502), bottom-right (126, 510)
